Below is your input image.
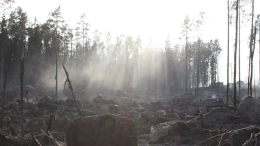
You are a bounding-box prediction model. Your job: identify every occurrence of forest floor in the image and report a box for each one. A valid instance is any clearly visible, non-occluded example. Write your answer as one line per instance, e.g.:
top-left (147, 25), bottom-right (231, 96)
top-left (0, 85), bottom-right (259, 146)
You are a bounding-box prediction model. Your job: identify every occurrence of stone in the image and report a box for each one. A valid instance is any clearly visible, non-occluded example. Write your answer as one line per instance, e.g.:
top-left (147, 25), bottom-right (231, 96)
top-left (149, 121), bottom-right (190, 144)
top-left (109, 104), bottom-right (120, 113)
top-left (66, 114), bottom-right (137, 146)
top-left (236, 97), bottom-right (260, 123)
top-left (155, 110), bottom-right (167, 117)
top-left (39, 95), bottom-right (52, 104)
top-left (93, 96), bottom-right (105, 103)
top-left (125, 111), bottom-right (141, 121)
top-left (137, 112), bottom-right (149, 124)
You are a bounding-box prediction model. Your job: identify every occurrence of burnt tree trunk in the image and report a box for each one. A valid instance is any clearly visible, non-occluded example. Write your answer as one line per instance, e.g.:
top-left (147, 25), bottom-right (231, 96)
top-left (239, 3), bottom-right (241, 99)
top-left (249, 0), bottom-right (254, 95)
top-left (0, 66), bottom-right (7, 128)
top-left (197, 39), bottom-right (200, 99)
top-left (233, 0), bottom-right (239, 111)
top-left (227, 0), bottom-right (230, 105)
top-left (20, 55), bottom-right (24, 137)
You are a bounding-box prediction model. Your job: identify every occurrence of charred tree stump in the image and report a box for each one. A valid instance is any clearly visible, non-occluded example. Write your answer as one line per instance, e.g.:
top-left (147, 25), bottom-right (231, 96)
top-left (10, 126), bottom-right (17, 136)
top-left (199, 109), bottom-right (204, 129)
top-left (44, 114), bottom-right (55, 145)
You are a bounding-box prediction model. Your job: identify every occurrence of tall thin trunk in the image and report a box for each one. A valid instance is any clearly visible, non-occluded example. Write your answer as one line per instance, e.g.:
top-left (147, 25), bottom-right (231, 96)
top-left (56, 35), bottom-right (58, 101)
top-left (248, 59), bottom-right (250, 95)
top-left (249, 0), bottom-right (254, 95)
top-left (197, 39), bottom-right (200, 100)
top-left (234, 0), bottom-right (239, 111)
top-left (20, 48), bottom-right (24, 137)
top-left (1, 53), bottom-right (3, 90)
top-left (137, 61), bottom-right (138, 90)
top-left (1, 66), bottom-right (7, 128)
top-left (259, 16), bottom-right (260, 84)
top-left (71, 38), bottom-right (73, 58)
top-left (108, 45), bottom-right (110, 89)
top-left (83, 23), bottom-right (84, 58)
top-left (239, 4), bottom-right (241, 99)
top-left (254, 66), bottom-right (256, 98)
top-left (125, 59), bottom-right (128, 87)
top-left (162, 51), bottom-right (164, 93)
top-left (250, 25), bottom-right (257, 95)
top-left (227, 0), bottom-right (230, 105)
top-left (185, 29), bottom-right (188, 93)
top-left (76, 39), bottom-right (78, 70)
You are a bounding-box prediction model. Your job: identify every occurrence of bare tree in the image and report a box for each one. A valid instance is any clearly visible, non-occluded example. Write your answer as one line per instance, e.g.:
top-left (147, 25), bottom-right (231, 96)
top-left (78, 13), bottom-right (89, 59)
top-left (105, 32), bottom-right (111, 89)
top-left (238, 1), bottom-right (241, 99)
top-left (195, 12), bottom-right (205, 99)
top-left (233, 0), bottom-right (239, 111)
top-left (227, 0), bottom-right (230, 105)
top-left (181, 16), bottom-right (192, 93)
top-left (49, 6), bottom-right (64, 100)
top-left (249, 0), bottom-right (255, 95)
top-left (75, 26), bottom-right (80, 70)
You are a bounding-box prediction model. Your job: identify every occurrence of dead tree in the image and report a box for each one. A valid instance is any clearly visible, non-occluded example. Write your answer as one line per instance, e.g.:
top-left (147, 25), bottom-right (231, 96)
top-left (239, 1), bottom-right (241, 99)
top-left (250, 23), bottom-right (257, 95)
top-left (233, 0), bottom-right (239, 111)
top-left (227, 0), bottom-right (230, 105)
top-left (0, 66), bottom-right (7, 128)
top-left (196, 39), bottom-right (200, 100)
top-left (20, 55), bottom-right (24, 137)
top-left (248, 0), bottom-right (254, 95)
top-left (62, 63), bottom-right (81, 116)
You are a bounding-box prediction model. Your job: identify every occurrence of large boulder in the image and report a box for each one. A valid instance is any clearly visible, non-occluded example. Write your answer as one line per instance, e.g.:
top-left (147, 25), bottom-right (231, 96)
top-left (149, 121), bottom-right (190, 144)
top-left (66, 114), bottom-right (137, 146)
top-left (236, 97), bottom-right (260, 123)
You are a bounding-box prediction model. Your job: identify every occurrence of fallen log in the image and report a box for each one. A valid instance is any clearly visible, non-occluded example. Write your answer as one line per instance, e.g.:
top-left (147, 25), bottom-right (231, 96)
top-left (38, 103), bottom-right (96, 116)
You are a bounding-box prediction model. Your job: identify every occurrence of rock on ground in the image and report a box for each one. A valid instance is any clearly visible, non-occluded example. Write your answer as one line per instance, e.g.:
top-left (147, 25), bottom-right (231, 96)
top-left (236, 97), bottom-right (260, 124)
top-left (66, 114), bottom-right (137, 146)
top-left (149, 121), bottom-right (190, 144)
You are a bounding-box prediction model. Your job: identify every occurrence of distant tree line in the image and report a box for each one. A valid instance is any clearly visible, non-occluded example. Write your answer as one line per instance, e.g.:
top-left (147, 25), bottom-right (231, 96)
top-left (0, 4), bottom-right (222, 94)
